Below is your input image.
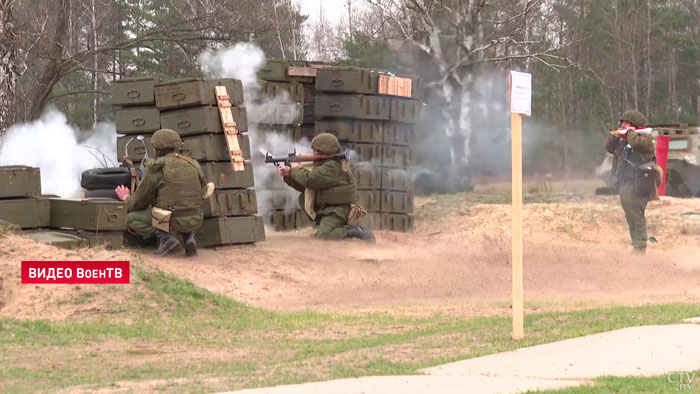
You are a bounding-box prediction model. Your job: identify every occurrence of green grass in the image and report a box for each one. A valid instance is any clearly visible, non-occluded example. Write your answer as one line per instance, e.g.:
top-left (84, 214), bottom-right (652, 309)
top-left (2, 267), bottom-right (700, 393)
top-left (528, 372), bottom-right (700, 393)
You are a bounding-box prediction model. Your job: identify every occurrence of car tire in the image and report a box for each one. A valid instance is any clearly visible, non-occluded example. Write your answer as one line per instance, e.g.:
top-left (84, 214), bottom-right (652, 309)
top-left (81, 167), bottom-right (131, 190)
top-left (84, 188), bottom-right (120, 200)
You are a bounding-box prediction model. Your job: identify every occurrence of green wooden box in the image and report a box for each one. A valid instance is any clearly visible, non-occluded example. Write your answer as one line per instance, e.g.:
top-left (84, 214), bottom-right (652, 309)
top-left (202, 189), bottom-right (258, 218)
top-left (380, 167), bottom-right (412, 192)
top-left (196, 215), bottom-right (265, 246)
top-left (390, 97), bottom-right (422, 123)
top-left (383, 122), bottom-right (416, 146)
top-left (356, 189), bottom-right (381, 212)
top-left (49, 198), bottom-right (127, 231)
top-left (379, 191), bottom-right (414, 214)
top-left (0, 197), bottom-right (50, 229)
top-left (260, 80), bottom-right (304, 102)
top-left (115, 107), bottom-right (161, 134)
top-left (0, 166), bottom-right (41, 198)
top-left (160, 105), bottom-right (248, 135)
top-left (353, 143), bottom-right (382, 164)
top-left (118, 133), bottom-right (251, 163)
top-left (315, 67), bottom-right (378, 94)
top-left (380, 213), bottom-right (413, 232)
top-left (359, 212), bottom-right (381, 231)
top-left (315, 94), bottom-right (391, 120)
top-left (258, 59), bottom-right (290, 82)
top-left (21, 230), bottom-right (86, 249)
top-left (200, 162), bottom-right (255, 189)
top-left (315, 120), bottom-right (383, 144)
top-left (382, 145), bottom-right (412, 168)
top-left (351, 165), bottom-right (381, 189)
top-left (111, 76), bottom-right (160, 107)
top-left (154, 78), bottom-right (244, 110)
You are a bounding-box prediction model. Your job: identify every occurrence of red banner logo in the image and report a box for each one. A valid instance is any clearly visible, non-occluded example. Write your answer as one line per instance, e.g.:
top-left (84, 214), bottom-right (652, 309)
top-left (21, 261), bottom-right (130, 284)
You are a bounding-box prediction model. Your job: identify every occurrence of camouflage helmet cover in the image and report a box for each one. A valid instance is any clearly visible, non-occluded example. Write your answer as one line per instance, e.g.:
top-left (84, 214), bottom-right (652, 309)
top-left (311, 133), bottom-right (341, 154)
top-left (151, 128), bottom-right (182, 150)
top-left (619, 110), bottom-right (647, 128)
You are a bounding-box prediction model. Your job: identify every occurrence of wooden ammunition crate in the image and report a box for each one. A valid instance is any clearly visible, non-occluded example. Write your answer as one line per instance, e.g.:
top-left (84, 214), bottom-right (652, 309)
top-left (0, 197), bottom-right (50, 229)
top-left (196, 215), bottom-right (265, 246)
top-left (49, 198), bottom-right (127, 231)
top-left (0, 166), bottom-right (41, 198)
top-left (315, 120), bottom-right (383, 144)
top-left (160, 105), bottom-right (248, 135)
top-left (154, 78), bottom-right (244, 110)
top-left (202, 189), bottom-right (258, 218)
top-left (115, 107), bottom-right (161, 134)
top-left (315, 94), bottom-right (391, 120)
top-left (111, 77), bottom-right (160, 107)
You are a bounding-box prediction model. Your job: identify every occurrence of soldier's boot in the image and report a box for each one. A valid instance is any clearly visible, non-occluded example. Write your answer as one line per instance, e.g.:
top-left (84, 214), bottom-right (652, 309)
top-left (347, 224), bottom-right (376, 242)
top-left (184, 232), bottom-right (197, 257)
top-left (153, 229), bottom-right (182, 256)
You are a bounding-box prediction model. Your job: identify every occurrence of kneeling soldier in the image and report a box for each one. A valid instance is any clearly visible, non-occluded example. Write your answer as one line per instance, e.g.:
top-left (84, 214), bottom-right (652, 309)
top-left (278, 133), bottom-right (374, 241)
top-left (115, 128), bottom-right (208, 256)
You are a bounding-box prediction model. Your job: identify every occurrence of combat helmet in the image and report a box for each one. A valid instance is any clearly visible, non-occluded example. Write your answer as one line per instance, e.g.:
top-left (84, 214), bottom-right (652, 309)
top-left (151, 128), bottom-right (182, 150)
top-left (619, 110), bottom-right (647, 128)
top-left (311, 133), bottom-right (340, 155)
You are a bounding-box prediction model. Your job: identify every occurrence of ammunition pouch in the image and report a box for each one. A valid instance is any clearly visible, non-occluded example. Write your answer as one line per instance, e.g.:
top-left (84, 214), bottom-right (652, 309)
top-left (151, 207), bottom-right (172, 233)
top-left (632, 161), bottom-right (657, 199)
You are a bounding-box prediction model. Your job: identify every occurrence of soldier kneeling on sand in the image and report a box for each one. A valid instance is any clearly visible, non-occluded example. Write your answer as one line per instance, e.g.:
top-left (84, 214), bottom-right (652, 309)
top-left (115, 128), bottom-right (209, 256)
top-left (278, 133), bottom-right (375, 241)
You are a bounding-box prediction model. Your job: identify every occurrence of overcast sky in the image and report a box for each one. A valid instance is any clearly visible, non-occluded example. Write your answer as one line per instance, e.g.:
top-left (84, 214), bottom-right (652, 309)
top-left (299, 0), bottom-right (350, 24)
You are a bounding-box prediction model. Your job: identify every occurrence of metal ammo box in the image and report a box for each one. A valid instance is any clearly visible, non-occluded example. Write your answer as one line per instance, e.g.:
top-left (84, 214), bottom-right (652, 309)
top-left (315, 94), bottom-right (391, 120)
top-left (49, 198), bottom-right (127, 231)
top-left (111, 76), bottom-right (160, 107)
top-left (383, 123), bottom-right (416, 146)
top-left (315, 120), bottom-right (383, 144)
top-left (160, 105), bottom-right (248, 135)
top-left (115, 107), bottom-right (161, 134)
top-left (154, 78), bottom-right (244, 110)
top-left (315, 67), bottom-right (379, 94)
top-left (390, 98), bottom-right (422, 123)
top-left (118, 133), bottom-right (251, 163)
top-left (202, 189), bottom-right (258, 217)
top-left (0, 166), bottom-right (41, 198)
top-left (379, 191), bottom-right (414, 214)
top-left (0, 197), bottom-right (50, 228)
top-left (200, 162), bottom-right (255, 189)
top-left (196, 215), bottom-right (265, 246)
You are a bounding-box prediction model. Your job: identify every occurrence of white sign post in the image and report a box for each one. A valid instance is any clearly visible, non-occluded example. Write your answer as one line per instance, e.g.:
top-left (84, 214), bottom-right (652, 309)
top-left (509, 70), bottom-right (531, 340)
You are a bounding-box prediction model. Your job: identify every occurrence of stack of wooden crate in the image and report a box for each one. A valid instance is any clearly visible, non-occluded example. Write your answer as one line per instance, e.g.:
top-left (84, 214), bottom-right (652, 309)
top-left (113, 77), bottom-right (265, 246)
top-left (313, 67), bottom-right (423, 232)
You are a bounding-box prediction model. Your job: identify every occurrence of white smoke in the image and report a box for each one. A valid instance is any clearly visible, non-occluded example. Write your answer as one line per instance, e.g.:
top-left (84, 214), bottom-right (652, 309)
top-left (0, 110), bottom-right (117, 197)
top-left (198, 43), bottom-right (308, 216)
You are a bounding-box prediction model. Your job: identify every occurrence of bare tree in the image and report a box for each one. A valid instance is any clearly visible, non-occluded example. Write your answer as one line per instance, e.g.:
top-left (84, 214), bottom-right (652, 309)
top-left (0, 0), bottom-right (19, 135)
top-left (367, 0), bottom-right (570, 186)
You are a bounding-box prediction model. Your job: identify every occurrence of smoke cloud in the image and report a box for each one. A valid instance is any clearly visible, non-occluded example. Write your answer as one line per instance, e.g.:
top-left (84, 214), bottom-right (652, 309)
top-left (0, 109), bottom-right (117, 197)
top-left (198, 43), bottom-right (307, 216)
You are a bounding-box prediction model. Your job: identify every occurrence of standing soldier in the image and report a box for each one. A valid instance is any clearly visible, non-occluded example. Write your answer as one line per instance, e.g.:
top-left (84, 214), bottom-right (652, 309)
top-left (115, 128), bottom-right (208, 256)
top-left (278, 133), bottom-right (375, 241)
top-left (605, 110), bottom-right (656, 253)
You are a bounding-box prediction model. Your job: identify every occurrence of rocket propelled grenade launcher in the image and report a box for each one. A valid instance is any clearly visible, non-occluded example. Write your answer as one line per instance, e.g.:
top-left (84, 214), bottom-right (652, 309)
top-left (263, 149), bottom-right (359, 168)
top-left (609, 127), bottom-right (654, 137)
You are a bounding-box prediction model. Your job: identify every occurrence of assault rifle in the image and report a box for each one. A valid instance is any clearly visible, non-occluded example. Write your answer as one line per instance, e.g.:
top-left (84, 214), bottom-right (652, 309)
top-left (262, 149), bottom-right (358, 168)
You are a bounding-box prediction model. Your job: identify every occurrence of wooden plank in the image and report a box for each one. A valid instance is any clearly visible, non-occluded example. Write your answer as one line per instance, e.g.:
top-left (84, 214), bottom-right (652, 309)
top-left (378, 75), bottom-right (391, 95)
top-left (395, 77), bottom-right (413, 98)
top-left (378, 75), bottom-right (413, 98)
top-left (214, 86), bottom-right (245, 172)
top-left (287, 66), bottom-right (317, 77)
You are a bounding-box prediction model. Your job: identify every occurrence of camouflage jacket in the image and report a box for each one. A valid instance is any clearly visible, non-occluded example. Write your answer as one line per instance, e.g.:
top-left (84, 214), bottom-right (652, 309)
top-left (605, 129), bottom-right (655, 185)
top-left (127, 154), bottom-right (207, 233)
top-left (283, 159), bottom-right (357, 220)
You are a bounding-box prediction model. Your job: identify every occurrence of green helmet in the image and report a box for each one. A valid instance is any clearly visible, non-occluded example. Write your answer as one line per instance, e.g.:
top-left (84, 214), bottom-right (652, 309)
top-left (311, 133), bottom-right (340, 154)
top-left (619, 110), bottom-right (647, 128)
top-left (151, 129), bottom-right (182, 150)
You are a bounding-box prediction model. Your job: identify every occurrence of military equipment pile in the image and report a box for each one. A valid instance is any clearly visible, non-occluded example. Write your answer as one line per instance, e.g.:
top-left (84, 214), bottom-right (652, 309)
top-left (0, 165), bottom-right (126, 249)
top-left (114, 76), bottom-right (265, 247)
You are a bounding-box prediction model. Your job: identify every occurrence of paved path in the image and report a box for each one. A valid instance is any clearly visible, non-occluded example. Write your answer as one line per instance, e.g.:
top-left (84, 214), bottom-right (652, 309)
top-left (225, 324), bottom-right (700, 394)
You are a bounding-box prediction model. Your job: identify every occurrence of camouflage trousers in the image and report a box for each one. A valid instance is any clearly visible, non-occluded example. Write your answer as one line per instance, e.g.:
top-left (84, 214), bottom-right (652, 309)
top-left (619, 183), bottom-right (649, 250)
top-left (316, 213), bottom-right (350, 240)
top-left (127, 208), bottom-right (157, 239)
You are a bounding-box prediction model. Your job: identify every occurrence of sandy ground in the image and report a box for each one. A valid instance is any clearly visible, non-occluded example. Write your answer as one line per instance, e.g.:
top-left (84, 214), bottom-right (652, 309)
top-left (1, 194), bottom-right (699, 320)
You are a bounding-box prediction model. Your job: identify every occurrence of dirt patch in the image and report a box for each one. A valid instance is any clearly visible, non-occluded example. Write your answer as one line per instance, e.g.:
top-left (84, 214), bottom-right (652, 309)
top-left (0, 235), bottom-right (138, 321)
top-left (142, 195), bottom-right (700, 315)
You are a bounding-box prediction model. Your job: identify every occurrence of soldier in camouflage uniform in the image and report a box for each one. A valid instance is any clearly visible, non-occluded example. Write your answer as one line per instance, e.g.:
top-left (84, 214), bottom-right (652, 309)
top-left (115, 129), bottom-right (208, 256)
top-left (279, 133), bottom-right (374, 241)
top-left (605, 110), bottom-right (656, 253)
